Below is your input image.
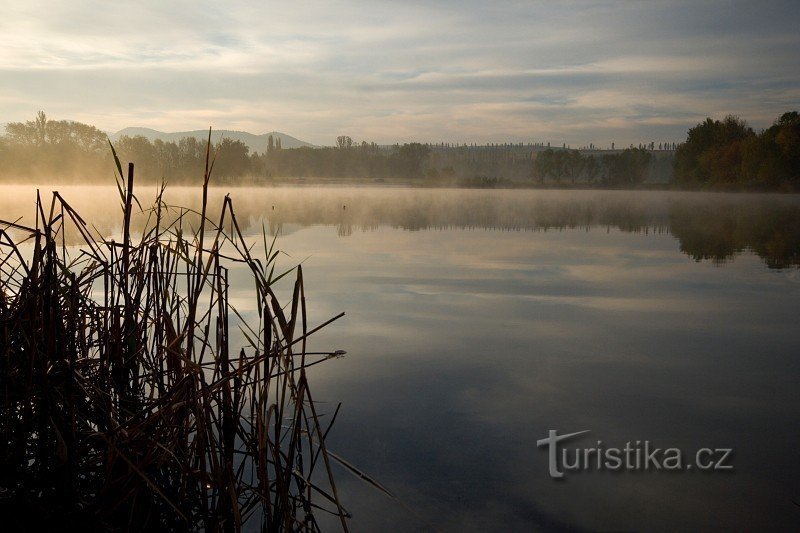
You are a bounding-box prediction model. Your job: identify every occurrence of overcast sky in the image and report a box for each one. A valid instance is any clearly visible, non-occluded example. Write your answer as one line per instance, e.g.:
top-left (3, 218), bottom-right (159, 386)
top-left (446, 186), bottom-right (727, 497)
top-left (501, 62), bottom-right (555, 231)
top-left (1, 0), bottom-right (798, 146)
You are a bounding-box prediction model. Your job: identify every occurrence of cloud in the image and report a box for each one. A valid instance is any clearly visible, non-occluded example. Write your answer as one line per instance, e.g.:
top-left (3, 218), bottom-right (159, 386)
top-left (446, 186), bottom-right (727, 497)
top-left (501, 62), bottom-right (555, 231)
top-left (0, 1), bottom-right (798, 145)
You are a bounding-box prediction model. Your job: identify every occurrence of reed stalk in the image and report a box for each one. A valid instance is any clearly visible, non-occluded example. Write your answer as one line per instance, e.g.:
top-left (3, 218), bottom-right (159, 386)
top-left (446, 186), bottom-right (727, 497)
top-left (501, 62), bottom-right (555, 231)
top-left (0, 139), bottom-right (354, 531)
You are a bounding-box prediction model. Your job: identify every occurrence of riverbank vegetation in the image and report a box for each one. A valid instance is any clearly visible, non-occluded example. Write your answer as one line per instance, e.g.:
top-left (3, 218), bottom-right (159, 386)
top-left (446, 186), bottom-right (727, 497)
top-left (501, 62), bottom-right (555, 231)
top-left (1, 111), bottom-right (798, 190)
top-left (674, 112), bottom-right (800, 190)
top-left (0, 140), bottom-right (359, 530)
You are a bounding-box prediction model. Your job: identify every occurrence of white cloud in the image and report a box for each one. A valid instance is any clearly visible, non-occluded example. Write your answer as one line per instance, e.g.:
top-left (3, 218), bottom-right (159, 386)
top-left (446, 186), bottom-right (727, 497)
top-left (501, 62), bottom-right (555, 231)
top-left (0, 0), bottom-right (798, 145)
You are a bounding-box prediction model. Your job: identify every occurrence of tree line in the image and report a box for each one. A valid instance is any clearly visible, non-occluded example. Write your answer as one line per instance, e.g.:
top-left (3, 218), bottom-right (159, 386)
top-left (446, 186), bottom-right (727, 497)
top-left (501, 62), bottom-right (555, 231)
top-left (0, 112), bottom-right (256, 183)
top-left (254, 137), bottom-right (431, 180)
top-left (1, 111), bottom-right (798, 189)
top-left (531, 147), bottom-right (658, 187)
top-left (0, 115), bottom-right (666, 186)
top-left (1, 111), bottom-right (110, 180)
top-left (0, 115), bottom-right (434, 183)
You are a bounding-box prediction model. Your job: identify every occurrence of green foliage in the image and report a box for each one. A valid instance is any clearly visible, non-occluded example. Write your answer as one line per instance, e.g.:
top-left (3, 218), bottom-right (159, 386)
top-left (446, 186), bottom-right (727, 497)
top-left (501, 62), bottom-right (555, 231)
top-left (0, 112), bottom-right (253, 183)
top-left (393, 142), bottom-right (430, 178)
top-left (601, 148), bottom-right (653, 187)
top-left (672, 112), bottom-right (800, 189)
top-left (740, 111), bottom-right (800, 188)
top-left (2, 111), bottom-right (109, 179)
top-left (255, 141), bottom-right (431, 180)
top-left (533, 149), bottom-right (582, 183)
top-left (673, 115), bottom-right (754, 188)
top-left (112, 134), bottom-right (251, 182)
top-left (214, 137), bottom-right (251, 177)
top-left (6, 111), bottom-right (106, 151)
top-left (533, 148), bottom-right (651, 187)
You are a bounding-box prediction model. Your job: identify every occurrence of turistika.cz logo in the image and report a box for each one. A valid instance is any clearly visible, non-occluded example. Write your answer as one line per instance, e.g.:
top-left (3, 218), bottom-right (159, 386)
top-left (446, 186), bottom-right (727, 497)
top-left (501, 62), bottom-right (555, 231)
top-left (536, 430), bottom-right (733, 479)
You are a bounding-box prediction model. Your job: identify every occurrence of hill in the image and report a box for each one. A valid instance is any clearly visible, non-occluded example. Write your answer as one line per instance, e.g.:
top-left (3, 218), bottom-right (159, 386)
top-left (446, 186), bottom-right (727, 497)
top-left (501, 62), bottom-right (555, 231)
top-left (110, 127), bottom-right (314, 153)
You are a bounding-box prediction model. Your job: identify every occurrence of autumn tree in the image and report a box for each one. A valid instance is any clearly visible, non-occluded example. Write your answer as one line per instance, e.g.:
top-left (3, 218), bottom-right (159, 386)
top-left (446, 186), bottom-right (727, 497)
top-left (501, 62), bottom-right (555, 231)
top-left (741, 111), bottom-right (800, 188)
top-left (673, 115), bottom-right (754, 188)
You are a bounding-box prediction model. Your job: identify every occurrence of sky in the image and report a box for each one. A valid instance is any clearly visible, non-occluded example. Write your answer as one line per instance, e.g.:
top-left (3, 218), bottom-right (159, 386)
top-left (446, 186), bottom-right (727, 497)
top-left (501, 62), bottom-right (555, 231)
top-left (1, 0), bottom-right (799, 147)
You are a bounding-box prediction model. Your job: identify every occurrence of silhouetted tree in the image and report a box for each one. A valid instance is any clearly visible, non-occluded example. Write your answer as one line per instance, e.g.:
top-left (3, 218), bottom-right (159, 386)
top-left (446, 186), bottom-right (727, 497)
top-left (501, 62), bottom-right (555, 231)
top-left (214, 138), bottom-right (251, 179)
top-left (602, 148), bottom-right (652, 186)
top-left (741, 111), bottom-right (800, 188)
top-left (673, 115), bottom-right (754, 188)
top-left (336, 136), bottom-right (353, 150)
top-left (391, 143), bottom-right (429, 178)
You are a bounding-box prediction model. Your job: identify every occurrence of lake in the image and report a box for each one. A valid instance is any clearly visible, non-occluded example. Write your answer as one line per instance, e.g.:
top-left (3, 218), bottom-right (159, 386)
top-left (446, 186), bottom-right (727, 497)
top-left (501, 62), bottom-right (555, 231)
top-left (2, 185), bottom-right (799, 531)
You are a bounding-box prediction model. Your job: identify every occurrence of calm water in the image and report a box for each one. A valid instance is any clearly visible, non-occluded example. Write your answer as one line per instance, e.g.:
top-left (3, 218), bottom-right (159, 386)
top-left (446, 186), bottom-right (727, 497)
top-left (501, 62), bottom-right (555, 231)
top-left (3, 186), bottom-right (800, 531)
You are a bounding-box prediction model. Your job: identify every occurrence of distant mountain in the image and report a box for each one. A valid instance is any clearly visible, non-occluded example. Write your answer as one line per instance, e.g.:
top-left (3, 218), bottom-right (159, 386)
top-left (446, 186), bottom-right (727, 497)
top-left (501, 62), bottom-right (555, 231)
top-left (109, 127), bottom-right (315, 153)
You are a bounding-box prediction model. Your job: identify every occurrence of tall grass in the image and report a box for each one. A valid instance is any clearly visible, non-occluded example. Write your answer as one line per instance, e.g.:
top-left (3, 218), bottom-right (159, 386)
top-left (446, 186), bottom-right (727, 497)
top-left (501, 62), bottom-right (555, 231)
top-left (0, 135), bottom-right (359, 531)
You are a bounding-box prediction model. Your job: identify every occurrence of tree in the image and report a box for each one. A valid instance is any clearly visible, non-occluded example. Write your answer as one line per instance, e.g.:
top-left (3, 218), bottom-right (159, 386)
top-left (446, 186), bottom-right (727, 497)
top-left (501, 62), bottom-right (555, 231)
top-left (533, 148), bottom-right (555, 183)
top-left (533, 149), bottom-right (583, 183)
top-left (741, 111), bottom-right (800, 188)
top-left (6, 116), bottom-right (41, 147)
top-left (116, 135), bottom-right (159, 176)
top-left (46, 120), bottom-right (106, 152)
top-left (34, 111), bottom-right (47, 146)
top-left (336, 136), bottom-right (353, 150)
top-left (5, 112), bottom-right (105, 152)
top-left (673, 115), bottom-right (754, 188)
top-left (602, 148), bottom-right (652, 187)
top-left (214, 138), bottom-right (251, 179)
top-left (583, 155), bottom-right (601, 183)
top-left (563, 150), bottom-right (583, 183)
top-left (391, 143), bottom-right (429, 178)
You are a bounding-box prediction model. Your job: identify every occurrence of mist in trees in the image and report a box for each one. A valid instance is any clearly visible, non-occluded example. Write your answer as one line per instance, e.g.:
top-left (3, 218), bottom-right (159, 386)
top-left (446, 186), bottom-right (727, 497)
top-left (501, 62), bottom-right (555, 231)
top-left (533, 147), bottom-right (651, 187)
top-left (109, 134), bottom-right (253, 182)
top-left (0, 113), bottom-right (260, 183)
top-left (601, 148), bottom-right (653, 186)
top-left (2, 110), bottom-right (798, 190)
top-left (1, 111), bottom-right (109, 179)
top-left (0, 113), bottom-right (231, 183)
top-left (0, 114), bottom-right (437, 184)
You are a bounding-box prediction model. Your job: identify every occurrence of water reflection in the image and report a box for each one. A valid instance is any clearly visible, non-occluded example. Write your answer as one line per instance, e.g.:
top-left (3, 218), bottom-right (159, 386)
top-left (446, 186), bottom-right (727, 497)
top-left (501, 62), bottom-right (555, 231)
top-left (274, 224), bottom-right (800, 531)
top-left (1, 186), bottom-right (798, 268)
top-left (669, 199), bottom-right (800, 268)
top-left (1, 185), bottom-right (798, 530)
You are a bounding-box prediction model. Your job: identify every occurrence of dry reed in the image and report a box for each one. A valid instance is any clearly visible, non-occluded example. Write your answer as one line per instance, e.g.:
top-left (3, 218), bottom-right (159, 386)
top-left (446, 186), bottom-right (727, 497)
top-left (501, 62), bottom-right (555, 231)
top-left (0, 134), bottom-right (362, 531)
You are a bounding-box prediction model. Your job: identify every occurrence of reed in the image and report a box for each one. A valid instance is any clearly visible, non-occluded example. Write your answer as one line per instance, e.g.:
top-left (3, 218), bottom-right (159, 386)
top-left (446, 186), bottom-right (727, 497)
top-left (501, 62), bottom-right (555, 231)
top-left (0, 134), bottom-right (356, 531)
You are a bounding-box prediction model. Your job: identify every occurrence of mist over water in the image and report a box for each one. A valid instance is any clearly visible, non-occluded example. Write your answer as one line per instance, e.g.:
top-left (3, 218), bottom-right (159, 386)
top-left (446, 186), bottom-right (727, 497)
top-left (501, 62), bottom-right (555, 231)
top-left (3, 185), bottom-right (799, 268)
top-left (2, 185), bottom-right (799, 530)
